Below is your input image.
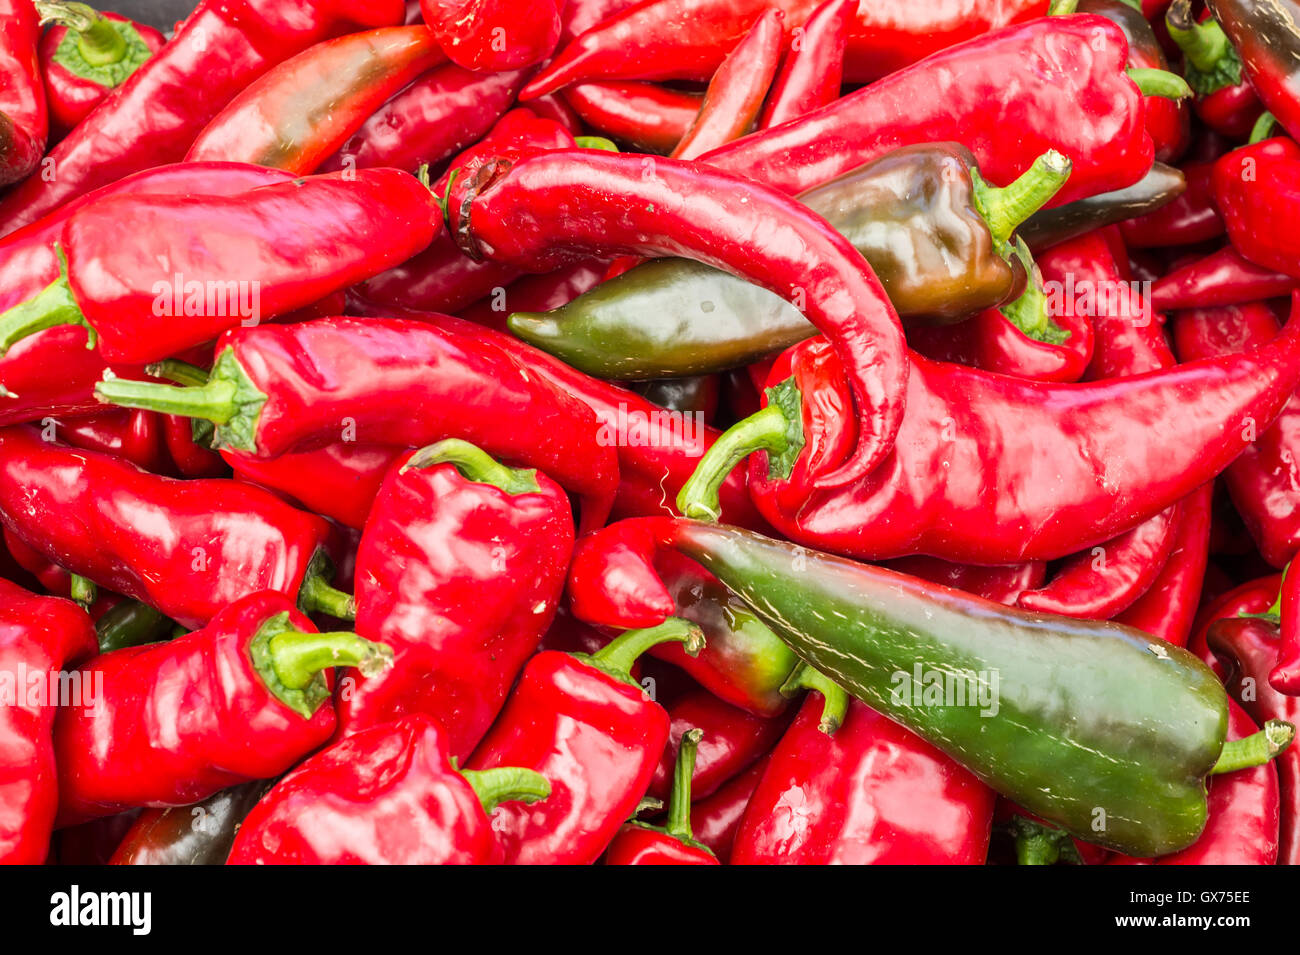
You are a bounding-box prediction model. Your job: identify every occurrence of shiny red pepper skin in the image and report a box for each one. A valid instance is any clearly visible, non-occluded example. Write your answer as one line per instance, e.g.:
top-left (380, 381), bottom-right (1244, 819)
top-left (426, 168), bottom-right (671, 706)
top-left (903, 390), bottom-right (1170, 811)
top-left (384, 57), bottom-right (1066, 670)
top-left (54, 592), bottom-right (351, 824)
top-left (456, 259), bottom-right (609, 331)
top-left (0, 0), bottom-right (46, 186)
top-left (0, 0), bottom-right (407, 236)
top-left (1214, 138), bottom-right (1300, 279)
top-left (560, 0), bottom-right (644, 44)
top-left (1165, 0), bottom-right (1263, 140)
top-left (1152, 245), bottom-right (1300, 310)
top-left (0, 427), bottom-right (334, 629)
top-left (647, 690), bottom-right (786, 802)
top-left (320, 64), bottom-right (527, 175)
top-left (1120, 161), bottom-right (1223, 248)
top-left (758, 0), bottom-right (850, 130)
top-left (732, 695), bottom-right (995, 864)
top-left (420, 0), bottom-right (560, 72)
top-left (0, 579), bottom-right (96, 863)
top-left (1188, 574), bottom-right (1281, 672)
top-left (1207, 0), bottom-right (1300, 141)
top-left (884, 556), bottom-right (1047, 605)
top-left (186, 26), bottom-right (446, 174)
top-left (37, 6), bottom-right (165, 137)
top-left (700, 16), bottom-right (1153, 209)
top-left (689, 755), bottom-right (767, 863)
top-left (1272, 570), bottom-right (1300, 695)
top-left (561, 82), bottom-right (701, 153)
top-left (1172, 303), bottom-right (1300, 568)
top-left (453, 148), bottom-right (908, 490)
top-left (1207, 614), bottom-right (1300, 864)
top-left (340, 441), bottom-right (573, 759)
top-left (162, 418), bottom-right (227, 479)
top-left (603, 823), bottom-right (719, 865)
top-left (56, 410), bottom-right (169, 475)
top-left (526, 0), bottom-right (1047, 92)
top-left (230, 443), bottom-right (401, 531)
top-left (228, 715), bottom-right (525, 865)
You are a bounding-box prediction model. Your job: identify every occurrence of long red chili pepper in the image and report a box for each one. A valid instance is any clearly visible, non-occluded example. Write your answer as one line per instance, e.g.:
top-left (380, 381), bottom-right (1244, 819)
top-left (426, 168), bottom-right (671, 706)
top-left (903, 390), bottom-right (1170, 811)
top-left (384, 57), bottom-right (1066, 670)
top-left (1206, 0), bottom-right (1300, 140)
top-left (54, 591), bottom-right (392, 825)
top-left (465, 618), bottom-right (705, 864)
top-left (678, 293), bottom-right (1300, 564)
top-left (0, 426), bottom-right (353, 629)
top-left (885, 556), bottom-right (1047, 606)
top-left (0, 168), bottom-right (439, 366)
top-left (700, 16), bottom-right (1175, 208)
top-left (227, 714), bottom-right (548, 865)
top-left (1119, 160), bottom-right (1223, 248)
top-left (231, 443), bottom-right (400, 531)
top-left (0, 0), bottom-right (46, 187)
top-left (340, 440), bottom-right (573, 759)
top-left (1152, 245), bottom-right (1300, 310)
top-left (185, 26), bottom-right (446, 174)
top-left (0, 0), bottom-right (407, 237)
top-left (561, 82), bottom-right (701, 153)
top-left (94, 316), bottom-right (620, 533)
top-left (0, 579), bottom-right (96, 863)
top-left (420, 0), bottom-right (560, 71)
top-left (758, 0), bottom-right (850, 130)
top-left (35, 1), bottom-right (164, 137)
top-left (1271, 570), bottom-right (1300, 696)
top-left (605, 729), bottom-right (719, 865)
top-left (450, 148), bottom-right (908, 489)
top-left (731, 666), bottom-right (995, 864)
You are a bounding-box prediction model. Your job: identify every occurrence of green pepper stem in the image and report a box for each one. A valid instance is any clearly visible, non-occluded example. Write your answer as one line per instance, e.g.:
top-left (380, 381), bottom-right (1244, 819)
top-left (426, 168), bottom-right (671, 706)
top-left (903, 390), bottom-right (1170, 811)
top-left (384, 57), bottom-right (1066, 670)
top-left (94, 374), bottom-right (236, 425)
top-left (1165, 0), bottom-right (1228, 74)
top-left (1047, 0), bottom-right (1078, 14)
top-left (591, 617), bottom-right (706, 678)
top-left (1210, 719), bottom-right (1296, 775)
top-left (975, 149), bottom-right (1072, 246)
top-left (665, 728), bottom-right (703, 841)
top-left (780, 663), bottom-right (849, 734)
top-left (297, 573), bottom-right (357, 622)
top-left (403, 438), bottom-right (540, 495)
top-left (461, 767), bottom-right (552, 815)
top-left (147, 359), bottom-right (210, 388)
top-left (266, 629), bottom-right (393, 689)
top-left (1016, 831), bottom-right (1062, 866)
top-left (677, 404), bottom-right (791, 521)
top-left (1128, 67), bottom-right (1193, 100)
top-left (1250, 111), bottom-right (1278, 145)
top-left (574, 136), bottom-right (619, 152)
top-left (34, 2), bottom-right (127, 66)
top-left (0, 250), bottom-right (93, 358)
top-left (69, 574), bottom-right (97, 609)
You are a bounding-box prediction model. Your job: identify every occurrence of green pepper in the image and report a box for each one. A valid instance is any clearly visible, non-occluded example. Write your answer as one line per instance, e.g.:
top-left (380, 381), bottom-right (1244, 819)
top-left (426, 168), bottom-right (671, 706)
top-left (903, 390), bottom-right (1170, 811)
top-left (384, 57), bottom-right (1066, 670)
top-left (509, 144), bottom-right (1071, 380)
top-left (628, 520), bottom-right (1291, 857)
top-left (94, 599), bottom-right (173, 653)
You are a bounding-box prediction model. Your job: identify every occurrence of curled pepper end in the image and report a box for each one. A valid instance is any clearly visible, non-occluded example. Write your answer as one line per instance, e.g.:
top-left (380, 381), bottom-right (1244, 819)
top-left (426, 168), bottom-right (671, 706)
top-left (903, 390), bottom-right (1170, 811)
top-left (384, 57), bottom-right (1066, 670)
top-left (588, 616), bottom-right (706, 683)
top-left (1127, 67), bottom-right (1193, 101)
top-left (972, 149), bottom-right (1073, 248)
top-left (568, 521), bottom-right (677, 629)
top-left (779, 663), bottom-right (849, 735)
top-left (1210, 719), bottom-right (1296, 775)
top-left (251, 612), bottom-right (394, 719)
top-left (403, 438), bottom-right (541, 495)
top-left (0, 246), bottom-right (95, 358)
top-left (461, 767), bottom-right (552, 816)
top-left (448, 159), bottom-right (516, 261)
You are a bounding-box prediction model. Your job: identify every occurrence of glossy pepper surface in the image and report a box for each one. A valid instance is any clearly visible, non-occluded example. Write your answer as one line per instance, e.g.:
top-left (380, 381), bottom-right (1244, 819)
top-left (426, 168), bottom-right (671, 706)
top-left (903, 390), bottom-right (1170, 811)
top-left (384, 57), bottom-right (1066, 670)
top-left (606, 729), bottom-right (718, 865)
top-left (757, 0), bottom-right (851, 130)
top-left (228, 714), bottom-right (549, 865)
top-left (1153, 245), bottom-right (1299, 310)
top-left (1207, 0), bottom-right (1300, 140)
top-left (420, 0), bottom-right (560, 72)
top-left (340, 440), bottom-right (573, 759)
top-left (1214, 138), bottom-right (1300, 279)
top-left (0, 0), bottom-right (46, 186)
top-left (647, 691), bottom-right (785, 801)
top-left (1165, 0), bottom-right (1262, 139)
top-left (109, 780), bottom-right (272, 865)
top-left (54, 591), bottom-right (392, 824)
top-left (561, 81), bottom-right (700, 153)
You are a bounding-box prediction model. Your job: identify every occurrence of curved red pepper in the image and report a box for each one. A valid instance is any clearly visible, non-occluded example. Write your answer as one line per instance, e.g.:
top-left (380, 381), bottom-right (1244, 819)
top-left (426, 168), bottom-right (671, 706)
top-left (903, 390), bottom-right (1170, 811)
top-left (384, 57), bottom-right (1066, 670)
top-left (1188, 574), bottom-right (1281, 673)
top-left (0, 0), bottom-right (407, 237)
top-left (0, 579), bottom-right (96, 863)
top-left (420, 0), bottom-right (560, 72)
top-left (758, 0), bottom-right (850, 130)
top-left (451, 148), bottom-right (909, 489)
top-left (230, 443), bottom-right (401, 531)
top-left (561, 82), bottom-right (701, 153)
top-left (185, 26), bottom-right (446, 174)
top-left (56, 410), bottom-right (168, 475)
top-left (0, 0), bottom-right (46, 186)
top-left (227, 714), bottom-right (548, 865)
top-left (36, 2), bottom-right (164, 137)
top-left (731, 670), bottom-right (995, 864)
top-left (1214, 138), bottom-right (1300, 279)
top-left (884, 556), bottom-right (1047, 606)
top-left (605, 729), bottom-right (719, 865)
top-left (340, 440), bottom-right (573, 759)
top-left (1120, 160), bottom-right (1223, 248)
top-left (1272, 569), bottom-right (1300, 695)
top-left (1206, 0), bottom-right (1300, 141)
top-left (1152, 245), bottom-right (1300, 310)
top-left (54, 591), bottom-right (392, 825)
top-left (465, 619), bottom-right (705, 865)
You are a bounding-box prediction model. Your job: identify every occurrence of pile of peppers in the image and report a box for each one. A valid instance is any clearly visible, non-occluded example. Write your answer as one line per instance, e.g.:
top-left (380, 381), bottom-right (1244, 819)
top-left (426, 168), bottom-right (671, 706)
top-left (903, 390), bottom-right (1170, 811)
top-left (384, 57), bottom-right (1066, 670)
top-left (1, 0), bottom-right (1300, 870)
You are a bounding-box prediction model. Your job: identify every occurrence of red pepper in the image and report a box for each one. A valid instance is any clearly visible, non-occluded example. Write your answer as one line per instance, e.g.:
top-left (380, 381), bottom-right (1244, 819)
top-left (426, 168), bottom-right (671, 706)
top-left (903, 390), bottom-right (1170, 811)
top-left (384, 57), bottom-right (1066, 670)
top-left (731, 666), bottom-right (995, 864)
top-left (227, 714), bottom-right (548, 865)
top-left (605, 729), bottom-right (719, 865)
top-left (0, 426), bottom-right (352, 629)
top-left (0, 0), bottom-right (407, 236)
top-left (340, 440), bottom-right (573, 759)
top-left (757, 0), bottom-right (850, 130)
top-left (560, 0), bottom-right (644, 44)
top-left (1188, 573), bottom-right (1281, 672)
top-left (1214, 137), bottom-right (1300, 279)
top-left (465, 618), bottom-right (705, 864)
top-left (1172, 302), bottom-right (1300, 568)
top-left (95, 316), bottom-right (619, 533)
top-left (1272, 569), bottom-right (1300, 695)
top-left (35, 1), bottom-right (164, 138)
top-left (145, 361), bottom-right (228, 479)
top-left (55, 410), bottom-right (168, 475)
top-left (54, 591), bottom-right (392, 825)
top-left (700, 16), bottom-right (1170, 208)
top-left (1207, 613), bottom-right (1300, 864)
top-left (646, 690), bottom-right (786, 802)
top-left (1206, 0), bottom-right (1300, 141)
top-left (0, 0), bottom-right (46, 186)
top-left (420, 0), bottom-right (561, 72)
top-left (0, 579), bottom-right (96, 863)
top-left (561, 82), bottom-right (701, 153)
top-left (451, 148), bottom-right (908, 489)
top-left (0, 168), bottom-right (439, 366)
top-left (689, 754), bottom-right (767, 863)
top-left (884, 556), bottom-right (1047, 606)
top-left (526, 0), bottom-right (1048, 93)
top-left (1152, 245), bottom-right (1300, 310)
top-left (671, 8), bottom-right (784, 161)
top-left (231, 443), bottom-right (401, 531)
top-left (319, 64), bottom-right (527, 175)
top-left (185, 26), bottom-right (446, 174)
top-left (1119, 160), bottom-right (1223, 248)
top-left (1165, 0), bottom-right (1263, 139)
top-left (456, 259), bottom-right (610, 331)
